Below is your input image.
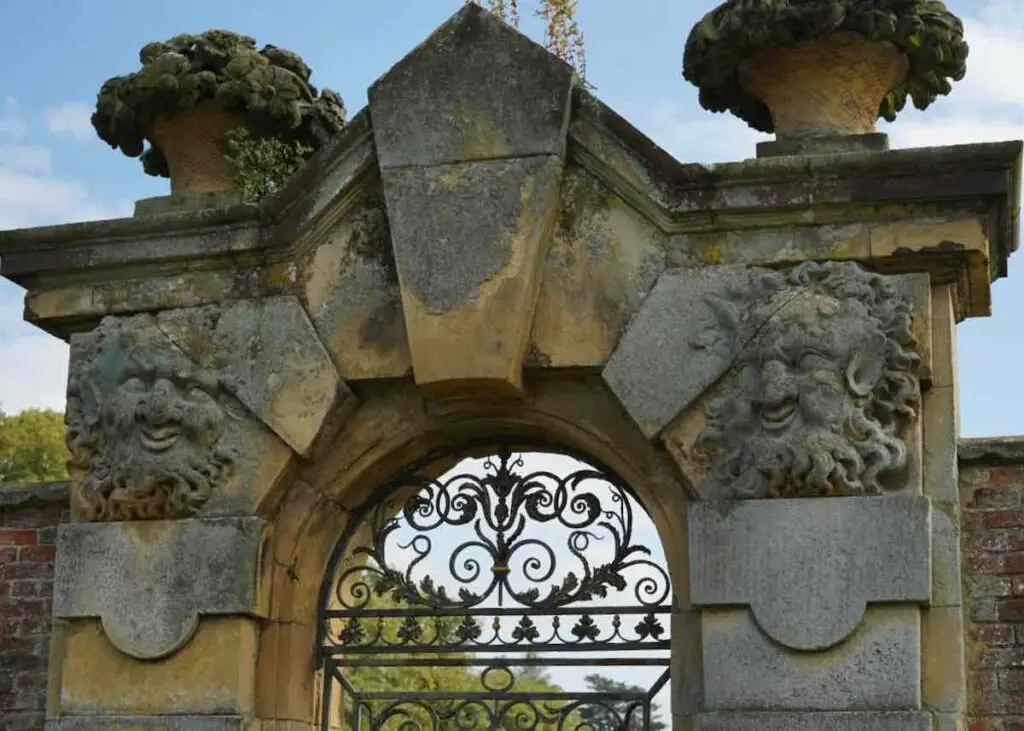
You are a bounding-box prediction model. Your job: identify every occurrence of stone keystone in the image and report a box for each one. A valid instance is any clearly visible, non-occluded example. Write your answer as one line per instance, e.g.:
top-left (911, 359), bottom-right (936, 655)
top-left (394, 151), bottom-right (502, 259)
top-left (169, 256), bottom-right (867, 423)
top-left (369, 4), bottom-right (575, 395)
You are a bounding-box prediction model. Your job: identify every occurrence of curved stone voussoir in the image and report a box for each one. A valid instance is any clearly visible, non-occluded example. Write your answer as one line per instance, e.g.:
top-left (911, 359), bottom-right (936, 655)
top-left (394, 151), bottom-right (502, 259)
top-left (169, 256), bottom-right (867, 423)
top-left (53, 517), bottom-right (269, 660)
top-left (155, 295), bottom-right (352, 457)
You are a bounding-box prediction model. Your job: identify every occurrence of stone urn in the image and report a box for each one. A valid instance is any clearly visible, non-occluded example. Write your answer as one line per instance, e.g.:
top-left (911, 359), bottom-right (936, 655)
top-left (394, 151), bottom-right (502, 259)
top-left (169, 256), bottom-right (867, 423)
top-left (147, 102), bottom-right (247, 196)
top-left (683, 0), bottom-right (968, 155)
top-left (91, 29), bottom-right (347, 207)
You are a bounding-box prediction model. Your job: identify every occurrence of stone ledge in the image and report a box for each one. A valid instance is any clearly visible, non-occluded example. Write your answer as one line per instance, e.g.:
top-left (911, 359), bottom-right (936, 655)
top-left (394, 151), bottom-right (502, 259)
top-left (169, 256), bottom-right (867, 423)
top-left (693, 711), bottom-right (931, 731)
top-left (0, 480), bottom-right (69, 510)
top-left (45, 716), bottom-right (247, 731)
top-left (958, 436), bottom-right (1024, 466)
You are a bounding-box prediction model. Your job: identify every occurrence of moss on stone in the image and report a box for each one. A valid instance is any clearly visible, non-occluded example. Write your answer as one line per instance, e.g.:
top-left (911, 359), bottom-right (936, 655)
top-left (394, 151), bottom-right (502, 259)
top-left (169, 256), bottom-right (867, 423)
top-left (92, 30), bottom-right (347, 177)
top-left (683, 0), bottom-right (968, 133)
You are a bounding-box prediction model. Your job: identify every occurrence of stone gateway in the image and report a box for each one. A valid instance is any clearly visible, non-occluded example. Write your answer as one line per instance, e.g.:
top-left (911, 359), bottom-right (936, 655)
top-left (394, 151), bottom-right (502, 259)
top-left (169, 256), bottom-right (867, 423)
top-left (0, 3), bottom-right (1020, 731)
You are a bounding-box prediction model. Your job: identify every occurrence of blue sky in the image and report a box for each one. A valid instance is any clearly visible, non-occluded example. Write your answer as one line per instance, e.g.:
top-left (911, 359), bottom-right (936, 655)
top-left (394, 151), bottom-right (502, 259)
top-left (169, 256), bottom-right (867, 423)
top-left (0, 0), bottom-right (1023, 437)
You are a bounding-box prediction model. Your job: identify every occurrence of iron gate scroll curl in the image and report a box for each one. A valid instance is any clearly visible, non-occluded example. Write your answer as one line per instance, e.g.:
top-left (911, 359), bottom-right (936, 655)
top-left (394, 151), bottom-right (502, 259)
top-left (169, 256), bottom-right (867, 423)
top-left (318, 443), bottom-right (673, 731)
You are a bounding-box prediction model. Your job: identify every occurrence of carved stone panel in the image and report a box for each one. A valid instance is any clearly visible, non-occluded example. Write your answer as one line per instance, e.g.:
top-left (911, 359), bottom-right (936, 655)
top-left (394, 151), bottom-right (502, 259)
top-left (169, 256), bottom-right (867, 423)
top-left (66, 314), bottom-right (293, 521)
top-left (606, 261), bottom-right (928, 500)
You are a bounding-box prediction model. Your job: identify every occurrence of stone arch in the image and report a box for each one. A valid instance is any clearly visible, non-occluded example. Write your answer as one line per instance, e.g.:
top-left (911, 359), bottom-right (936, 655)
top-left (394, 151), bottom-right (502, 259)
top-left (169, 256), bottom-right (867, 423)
top-left (256, 375), bottom-right (693, 729)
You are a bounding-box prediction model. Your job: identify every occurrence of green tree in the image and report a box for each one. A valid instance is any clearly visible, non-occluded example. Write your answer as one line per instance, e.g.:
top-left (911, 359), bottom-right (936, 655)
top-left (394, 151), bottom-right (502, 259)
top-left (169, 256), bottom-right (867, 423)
top-left (577, 675), bottom-right (666, 731)
top-left (0, 408), bottom-right (69, 484)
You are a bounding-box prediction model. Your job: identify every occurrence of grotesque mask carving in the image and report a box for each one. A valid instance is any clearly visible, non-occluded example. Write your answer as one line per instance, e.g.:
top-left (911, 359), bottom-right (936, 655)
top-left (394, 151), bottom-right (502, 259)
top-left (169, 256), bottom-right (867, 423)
top-left (66, 317), bottom-right (241, 520)
top-left (694, 262), bottom-right (921, 499)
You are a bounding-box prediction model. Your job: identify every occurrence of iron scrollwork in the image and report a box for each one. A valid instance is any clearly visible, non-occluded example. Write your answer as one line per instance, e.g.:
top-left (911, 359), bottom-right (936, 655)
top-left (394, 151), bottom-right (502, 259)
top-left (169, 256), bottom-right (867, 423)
top-left (319, 443), bottom-right (673, 731)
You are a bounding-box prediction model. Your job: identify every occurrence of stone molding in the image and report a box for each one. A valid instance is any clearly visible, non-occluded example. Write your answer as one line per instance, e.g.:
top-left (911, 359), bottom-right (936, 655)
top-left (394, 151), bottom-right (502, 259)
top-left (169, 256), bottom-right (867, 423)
top-left (53, 517), bottom-right (269, 659)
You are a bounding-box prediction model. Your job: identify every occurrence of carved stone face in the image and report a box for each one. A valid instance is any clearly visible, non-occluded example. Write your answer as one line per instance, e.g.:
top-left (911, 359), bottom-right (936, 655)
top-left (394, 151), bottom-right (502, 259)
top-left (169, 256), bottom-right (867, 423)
top-left (696, 266), bottom-right (920, 500)
top-left (68, 326), bottom-right (238, 521)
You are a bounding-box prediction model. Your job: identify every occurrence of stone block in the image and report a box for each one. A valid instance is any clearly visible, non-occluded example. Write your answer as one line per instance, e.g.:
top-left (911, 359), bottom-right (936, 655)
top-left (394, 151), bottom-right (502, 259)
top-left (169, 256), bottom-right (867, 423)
top-left (369, 4), bottom-right (574, 168)
top-left (528, 165), bottom-right (665, 368)
top-left (603, 265), bottom-right (752, 437)
top-left (53, 518), bottom-right (268, 659)
top-left (55, 617), bottom-right (256, 716)
top-left (702, 606), bottom-right (921, 711)
top-left (157, 296), bottom-right (349, 457)
top-left (46, 717), bottom-right (247, 731)
top-left (688, 496), bottom-right (931, 650)
top-left (922, 607), bottom-right (966, 714)
top-left (931, 504), bottom-right (962, 607)
top-left (255, 623), bottom-right (317, 723)
top-left (756, 132), bottom-right (890, 158)
top-left (382, 156), bottom-right (562, 393)
top-left (693, 711), bottom-right (931, 730)
top-left (299, 191), bottom-right (411, 380)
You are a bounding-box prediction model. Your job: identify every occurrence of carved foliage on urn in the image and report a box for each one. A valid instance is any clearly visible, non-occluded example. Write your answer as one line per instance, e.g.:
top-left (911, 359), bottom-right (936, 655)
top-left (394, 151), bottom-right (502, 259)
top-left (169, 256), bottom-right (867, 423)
top-left (66, 316), bottom-right (244, 521)
top-left (691, 262), bottom-right (921, 500)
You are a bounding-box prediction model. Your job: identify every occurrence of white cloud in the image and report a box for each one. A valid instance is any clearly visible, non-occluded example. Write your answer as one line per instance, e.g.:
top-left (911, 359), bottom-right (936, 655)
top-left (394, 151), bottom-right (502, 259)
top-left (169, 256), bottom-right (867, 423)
top-left (0, 145), bottom-right (52, 174)
top-left (44, 102), bottom-right (93, 142)
top-left (0, 97), bottom-right (27, 141)
top-left (0, 100), bottom-right (130, 231)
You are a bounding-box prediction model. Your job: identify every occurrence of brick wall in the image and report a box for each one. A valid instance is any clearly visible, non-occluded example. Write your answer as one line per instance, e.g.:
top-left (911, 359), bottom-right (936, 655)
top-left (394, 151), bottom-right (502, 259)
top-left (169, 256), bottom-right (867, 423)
top-left (0, 483), bottom-right (68, 731)
top-left (960, 438), bottom-right (1024, 731)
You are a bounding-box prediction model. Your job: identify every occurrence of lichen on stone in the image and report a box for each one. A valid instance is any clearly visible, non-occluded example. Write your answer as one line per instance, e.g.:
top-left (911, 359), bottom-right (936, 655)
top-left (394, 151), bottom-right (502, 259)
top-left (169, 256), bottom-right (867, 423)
top-left (91, 29), bottom-right (347, 177)
top-left (682, 0), bottom-right (969, 133)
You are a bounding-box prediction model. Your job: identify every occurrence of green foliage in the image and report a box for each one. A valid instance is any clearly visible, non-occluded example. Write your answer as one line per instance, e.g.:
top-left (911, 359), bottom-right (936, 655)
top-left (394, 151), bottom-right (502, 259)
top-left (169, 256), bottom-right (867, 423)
top-left (683, 0), bottom-right (969, 132)
top-left (578, 675), bottom-right (667, 731)
top-left (0, 408), bottom-right (69, 485)
top-left (92, 29), bottom-right (345, 177)
top-left (224, 128), bottom-right (312, 204)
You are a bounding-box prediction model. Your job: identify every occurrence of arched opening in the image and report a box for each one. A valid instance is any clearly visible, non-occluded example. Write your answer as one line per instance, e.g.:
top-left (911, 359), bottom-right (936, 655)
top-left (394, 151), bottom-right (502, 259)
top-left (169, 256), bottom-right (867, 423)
top-left (317, 439), bottom-right (674, 731)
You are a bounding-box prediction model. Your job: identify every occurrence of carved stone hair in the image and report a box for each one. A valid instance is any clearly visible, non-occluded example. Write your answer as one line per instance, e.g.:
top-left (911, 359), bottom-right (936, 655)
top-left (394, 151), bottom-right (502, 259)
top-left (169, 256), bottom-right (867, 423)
top-left (696, 261), bottom-right (922, 499)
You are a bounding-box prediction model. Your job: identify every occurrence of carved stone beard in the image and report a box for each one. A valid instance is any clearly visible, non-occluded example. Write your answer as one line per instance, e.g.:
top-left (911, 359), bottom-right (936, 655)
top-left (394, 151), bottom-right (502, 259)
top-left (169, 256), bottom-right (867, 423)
top-left (75, 377), bottom-right (235, 521)
top-left (704, 393), bottom-right (908, 500)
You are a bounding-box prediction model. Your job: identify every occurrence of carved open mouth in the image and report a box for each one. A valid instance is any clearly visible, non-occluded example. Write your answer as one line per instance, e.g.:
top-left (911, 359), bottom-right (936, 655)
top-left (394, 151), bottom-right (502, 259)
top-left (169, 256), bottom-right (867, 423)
top-left (140, 425), bottom-right (181, 452)
top-left (759, 402), bottom-right (796, 431)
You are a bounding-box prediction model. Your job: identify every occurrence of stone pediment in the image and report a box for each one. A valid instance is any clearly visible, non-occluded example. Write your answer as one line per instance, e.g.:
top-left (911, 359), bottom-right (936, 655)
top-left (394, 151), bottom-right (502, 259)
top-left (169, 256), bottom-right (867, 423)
top-left (0, 4), bottom-right (1019, 394)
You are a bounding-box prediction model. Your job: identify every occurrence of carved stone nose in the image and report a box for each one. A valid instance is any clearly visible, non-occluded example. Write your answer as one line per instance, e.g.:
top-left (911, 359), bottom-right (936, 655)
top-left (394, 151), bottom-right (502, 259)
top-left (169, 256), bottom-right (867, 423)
top-left (145, 379), bottom-right (174, 423)
top-left (761, 360), bottom-right (793, 405)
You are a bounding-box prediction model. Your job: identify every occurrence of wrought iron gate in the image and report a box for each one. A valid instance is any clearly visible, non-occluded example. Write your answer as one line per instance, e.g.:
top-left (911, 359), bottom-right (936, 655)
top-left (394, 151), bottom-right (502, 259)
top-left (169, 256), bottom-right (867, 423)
top-left (318, 442), bottom-right (673, 731)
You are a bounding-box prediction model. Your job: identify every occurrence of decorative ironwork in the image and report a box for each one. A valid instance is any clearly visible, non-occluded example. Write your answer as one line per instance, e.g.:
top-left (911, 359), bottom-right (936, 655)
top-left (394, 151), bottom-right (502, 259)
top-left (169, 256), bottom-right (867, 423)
top-left (319, 442), bottom-right (673, 731)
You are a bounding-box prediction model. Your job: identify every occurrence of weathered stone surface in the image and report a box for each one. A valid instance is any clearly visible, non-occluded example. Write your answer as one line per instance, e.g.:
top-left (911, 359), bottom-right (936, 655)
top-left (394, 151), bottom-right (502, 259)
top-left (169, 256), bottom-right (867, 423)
top-left (702, 605), bottom-right (921, 711)
top-left (383, 156), bottom-right (562, 392)
top-left (959, 435), bottom-right (1024, 465)
top-left (690, 262), bottom-right (921, 499)
top-left (613, 262), bottom-right (923, 501)
top-left (66, 314), bottom-right (293, 520)
top-left (369, 3), bottom-right (574, 169)
top-left (46, 716), bottom-right (246, 731)
top-left (688, 496), bottom-right (931, 650)
top-left (298, 190), bottom-right (410, 380)
top-left (53, 518), bottom-right (268, 659)
top-left (528, 165), bottom-right (665, 367)
top-left (156, 296), bottom-right (348, 456)
top-left (603, 265), bottom-right (752, 438)
top-left (757, 133), bottom-right (890, 158)
top-left (922, 607), bottom-right (966, 714)
top-left (693, 712), bottom-right (931, 731)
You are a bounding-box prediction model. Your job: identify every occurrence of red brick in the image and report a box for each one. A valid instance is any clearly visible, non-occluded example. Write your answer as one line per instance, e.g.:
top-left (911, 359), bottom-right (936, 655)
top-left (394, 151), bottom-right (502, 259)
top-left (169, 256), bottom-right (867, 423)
top-left (969, 553), bottom-right (1024, 575)
top-left (997, 599), bottom-right (1024, 622)
top-left (976, 647), bottom-right (1024, 669)
top-left (990, 468), bottom-right (1024, 486)
top-left (972, 485), bottom-right (1024, 508)
top-left (977, 624), bottom-right (1019, 647)
top-left (0, 531), bottom-right (36, 547)
top-left (987, 509), bottom-right (1024, 529)
top-left (16, 545), bottom-right (54, 564)
top-left (0, 562), bottom-right (52, 581)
